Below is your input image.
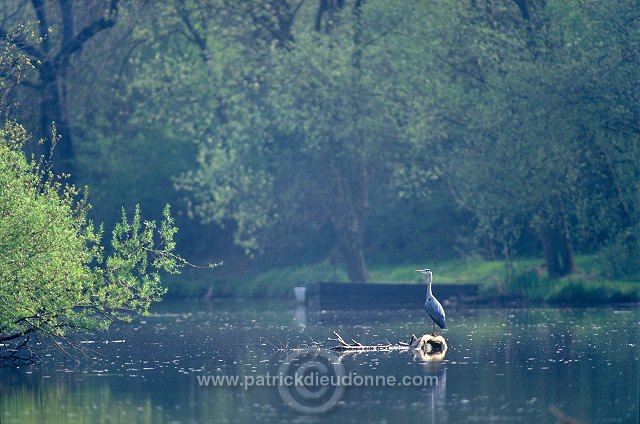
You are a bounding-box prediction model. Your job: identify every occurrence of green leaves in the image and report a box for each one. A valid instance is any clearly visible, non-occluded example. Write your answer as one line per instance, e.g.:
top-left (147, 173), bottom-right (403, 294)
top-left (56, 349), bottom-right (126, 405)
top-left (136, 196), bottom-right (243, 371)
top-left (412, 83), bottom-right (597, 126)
top-left (171, 2), bottom-right (441, 279)
top-left (0, 0), bottom-right (632, 292)
top-left (416, 1), bottom-right (639, 272)
top-left (0, 121), bottom-right (183, 361)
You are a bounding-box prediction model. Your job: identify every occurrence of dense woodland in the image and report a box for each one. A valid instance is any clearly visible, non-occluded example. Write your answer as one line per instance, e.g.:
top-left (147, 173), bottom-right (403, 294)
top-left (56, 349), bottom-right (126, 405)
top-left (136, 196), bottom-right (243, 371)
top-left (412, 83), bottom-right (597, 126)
top-left (1, 0), bottom-right (638, 283)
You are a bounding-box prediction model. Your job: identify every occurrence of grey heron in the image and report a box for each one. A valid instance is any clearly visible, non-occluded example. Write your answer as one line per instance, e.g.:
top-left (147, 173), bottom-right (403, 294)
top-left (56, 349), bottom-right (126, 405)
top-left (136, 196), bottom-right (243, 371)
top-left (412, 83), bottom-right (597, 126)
top-left (415, 268), bottom-right (446, 335)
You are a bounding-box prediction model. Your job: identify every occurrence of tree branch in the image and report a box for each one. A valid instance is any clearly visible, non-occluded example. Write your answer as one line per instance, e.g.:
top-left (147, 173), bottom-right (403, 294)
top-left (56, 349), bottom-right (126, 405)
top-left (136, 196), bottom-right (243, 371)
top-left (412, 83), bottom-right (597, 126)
top-left (55, 0), bottom-right (120, 69)
top-left (32, 0), bottom-right (50, 53)
top-left (175, 0), bottom-right (209, 62)
top-left (0, 28), bottom-right (45, 62)
top-left (0, 327), bottom-right (36, 342)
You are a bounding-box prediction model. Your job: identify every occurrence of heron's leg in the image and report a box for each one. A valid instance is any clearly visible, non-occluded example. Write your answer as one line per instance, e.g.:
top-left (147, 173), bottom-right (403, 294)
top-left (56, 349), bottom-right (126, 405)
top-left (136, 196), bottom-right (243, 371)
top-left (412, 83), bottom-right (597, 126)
top-left (432, 322), bottom-right (436, 336)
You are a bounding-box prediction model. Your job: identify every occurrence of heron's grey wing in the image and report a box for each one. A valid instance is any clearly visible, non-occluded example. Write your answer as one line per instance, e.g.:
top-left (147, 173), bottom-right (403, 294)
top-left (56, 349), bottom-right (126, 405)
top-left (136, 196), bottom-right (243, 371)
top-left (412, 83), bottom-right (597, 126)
top-left (425, 296), bottom-right (446, 329)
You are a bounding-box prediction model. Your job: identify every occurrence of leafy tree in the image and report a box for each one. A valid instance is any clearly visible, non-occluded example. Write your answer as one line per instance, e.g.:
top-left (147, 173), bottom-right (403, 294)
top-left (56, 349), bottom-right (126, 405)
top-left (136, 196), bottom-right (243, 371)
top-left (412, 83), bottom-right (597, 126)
top-left (0, 0), bottom-right (121, 175)
top-left (3, 0), bottom-right (635, 289)
top-left (425, 0), bottom-right (640, 278)
top-left (174, 1), bottom-right (437, 281)
top-left (0, 120), bottom-right (184, 363)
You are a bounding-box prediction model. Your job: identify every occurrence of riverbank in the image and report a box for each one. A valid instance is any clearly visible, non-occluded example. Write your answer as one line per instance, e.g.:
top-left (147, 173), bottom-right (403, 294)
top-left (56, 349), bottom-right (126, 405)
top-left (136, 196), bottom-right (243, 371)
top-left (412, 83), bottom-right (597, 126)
top-left (163, 255), bottom-right (640, 304)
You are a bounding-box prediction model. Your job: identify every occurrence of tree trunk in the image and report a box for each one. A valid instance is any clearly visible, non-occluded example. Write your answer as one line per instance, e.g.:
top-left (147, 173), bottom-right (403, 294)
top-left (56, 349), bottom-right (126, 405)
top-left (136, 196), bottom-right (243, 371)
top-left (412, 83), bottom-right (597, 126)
top-left (557, 216), bottom-right (576, 276)
top-left (0, 0), bottom-right (119, 177)
top-left (539, 224), bottom-right (563, 279)
top-left (539, 211), bottom-right (576, 279)
top-left (40, 72), bottom-right (75, 177)
top-left (555, 197), bottom-right (576, 275)
top-left (339, 228), bottom-right (368, 282)
top-left (558, 232), bottom-right (576, 276)
top-left (485, 232), bottom-right (496, 261)
top-left (322, 0), bottom-right (368, 283)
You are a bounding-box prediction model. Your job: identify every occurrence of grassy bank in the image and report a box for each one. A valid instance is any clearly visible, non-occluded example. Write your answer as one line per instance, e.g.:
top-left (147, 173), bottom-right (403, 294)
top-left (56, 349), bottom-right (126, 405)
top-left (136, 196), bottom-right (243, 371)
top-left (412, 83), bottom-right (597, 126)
top-left (163, 255), bottom-right (640, 303)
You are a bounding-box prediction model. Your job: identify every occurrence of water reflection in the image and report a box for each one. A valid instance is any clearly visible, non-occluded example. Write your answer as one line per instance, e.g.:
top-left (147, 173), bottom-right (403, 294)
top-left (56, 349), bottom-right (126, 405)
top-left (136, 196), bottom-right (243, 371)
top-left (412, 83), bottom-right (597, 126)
top-left (295, 304), bottom-right (307, 327)
top-left (431, 367), bottom-right (447, 424)
top-left (412, 348), bottom-right (447, 362)
top-left (0, 300), bottom-right (637, 423)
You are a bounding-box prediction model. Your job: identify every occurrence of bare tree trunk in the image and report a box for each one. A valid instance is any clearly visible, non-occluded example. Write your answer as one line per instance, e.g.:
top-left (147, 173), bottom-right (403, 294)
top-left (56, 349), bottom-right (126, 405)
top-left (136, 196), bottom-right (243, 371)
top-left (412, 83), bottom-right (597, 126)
top-left (485, 233), bottom-right (496, 260)
top-left (339, 228), bottom-right (368, 282)
top-left (39, 72), bottom-right (75, 176)
top-left (342, 0), bottom-right (368, 283)
top-left (314, 0), bottom-right (346, 33)
top-left (558, 230), bottom-right (576, 276)
top-left (556, 199), bottom-right (576, 275)
top-left (539, 204), bottom-right (576, 279)
top-left (540, 224), bottom-right (563, 279)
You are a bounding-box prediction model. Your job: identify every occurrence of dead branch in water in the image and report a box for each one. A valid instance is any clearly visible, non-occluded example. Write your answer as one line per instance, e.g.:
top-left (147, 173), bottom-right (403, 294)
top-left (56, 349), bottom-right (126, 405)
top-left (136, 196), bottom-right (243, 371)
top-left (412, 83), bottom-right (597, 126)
top-left (329, 331), bottom-right (447, 357)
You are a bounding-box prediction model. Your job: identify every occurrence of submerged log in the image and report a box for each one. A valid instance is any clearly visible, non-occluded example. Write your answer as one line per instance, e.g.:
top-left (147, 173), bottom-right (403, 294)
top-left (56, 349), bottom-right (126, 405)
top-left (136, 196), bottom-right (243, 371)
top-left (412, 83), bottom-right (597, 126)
top-left (329, 331), bottom-right (447, 359)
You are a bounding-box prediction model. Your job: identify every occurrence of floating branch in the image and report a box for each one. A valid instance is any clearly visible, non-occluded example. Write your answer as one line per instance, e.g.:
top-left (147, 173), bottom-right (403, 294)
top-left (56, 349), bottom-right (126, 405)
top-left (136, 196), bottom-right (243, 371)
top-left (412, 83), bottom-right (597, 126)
top-left (329, 331), bottom-right (447, 358)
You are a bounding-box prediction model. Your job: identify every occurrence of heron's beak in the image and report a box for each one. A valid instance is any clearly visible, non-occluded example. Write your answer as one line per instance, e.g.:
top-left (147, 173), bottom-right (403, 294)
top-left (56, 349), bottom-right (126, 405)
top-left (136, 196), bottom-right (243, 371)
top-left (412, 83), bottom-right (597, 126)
top-left (415, 269), bottom-right (422, 273)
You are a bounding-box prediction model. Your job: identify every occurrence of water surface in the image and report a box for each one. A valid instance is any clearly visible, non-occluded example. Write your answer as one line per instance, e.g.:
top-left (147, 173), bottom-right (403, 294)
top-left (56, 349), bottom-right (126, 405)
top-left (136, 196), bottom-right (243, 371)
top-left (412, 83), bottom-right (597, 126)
top-left (1, 300), bottom-right (638, 423)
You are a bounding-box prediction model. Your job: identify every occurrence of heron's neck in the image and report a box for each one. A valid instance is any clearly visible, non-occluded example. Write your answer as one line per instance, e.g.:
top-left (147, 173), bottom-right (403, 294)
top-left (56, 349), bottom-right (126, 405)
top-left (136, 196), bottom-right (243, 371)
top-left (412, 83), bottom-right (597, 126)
top-left (426, 276), bottom-right (433, 297)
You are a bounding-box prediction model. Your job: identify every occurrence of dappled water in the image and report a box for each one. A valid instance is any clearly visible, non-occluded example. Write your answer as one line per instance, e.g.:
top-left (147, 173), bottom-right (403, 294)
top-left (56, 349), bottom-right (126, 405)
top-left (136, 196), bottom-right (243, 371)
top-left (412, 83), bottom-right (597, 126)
top-left (0, 300), bottom-right (638, 423)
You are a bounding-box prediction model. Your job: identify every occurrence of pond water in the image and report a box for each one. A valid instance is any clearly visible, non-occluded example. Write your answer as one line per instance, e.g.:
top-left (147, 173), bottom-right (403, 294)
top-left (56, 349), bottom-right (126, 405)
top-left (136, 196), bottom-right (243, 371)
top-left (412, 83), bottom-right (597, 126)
top-left (0, 300), bottom-right (638, 423)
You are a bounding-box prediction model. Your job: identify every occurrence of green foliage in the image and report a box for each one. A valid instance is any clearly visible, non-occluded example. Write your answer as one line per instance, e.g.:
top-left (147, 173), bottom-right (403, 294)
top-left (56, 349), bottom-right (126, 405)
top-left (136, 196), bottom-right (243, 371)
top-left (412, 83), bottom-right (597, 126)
top-left (171, 1), bottom-right (440, 281)
top-left (596, 223), bottom-right (640, 280)
top-left (2, 0), bottom-right (638, 287)
top-left (0, 121), bottom-right (182, 362)
top-left (161, 254), bottom-right (639, 303)
top-left (504, 270), bottom-right (551, 300)
top-left (368, 258), bottom-right (507, 285)
top-left (504, 268), bottom-right (640, 303)
top-left (421, 0), bottom-right (640, 276)
top-left (0, 24), bottom-right (37, 92)
top-left (161, 0), bottom-right (638, 282)
top-left (545, 279), bottom-right (639, 304)
top-left (237, 262), bottom-right (347, 298)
